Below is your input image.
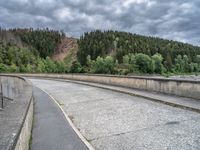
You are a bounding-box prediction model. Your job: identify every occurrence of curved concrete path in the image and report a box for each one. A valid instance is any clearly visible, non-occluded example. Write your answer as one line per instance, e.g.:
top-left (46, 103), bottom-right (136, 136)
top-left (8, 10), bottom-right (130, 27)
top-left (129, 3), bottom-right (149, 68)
top-left (30, 79), bottom-right (200, 150)
top-left (31, 86), bottom-right (88, 150)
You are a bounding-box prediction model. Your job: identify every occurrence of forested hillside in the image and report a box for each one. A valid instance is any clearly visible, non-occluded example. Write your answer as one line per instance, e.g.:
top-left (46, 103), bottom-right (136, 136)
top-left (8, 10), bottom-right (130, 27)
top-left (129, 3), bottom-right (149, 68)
top-left (1, 28), bottom-right (200, 75)
top-left (0, 28), bottom-right (66, 73)
top-left (77, 30), bottom-right (200, 75)
top-left (78, 30), bottom-right (200, 65)
top-left (11, 28), bottom-right (65, 58)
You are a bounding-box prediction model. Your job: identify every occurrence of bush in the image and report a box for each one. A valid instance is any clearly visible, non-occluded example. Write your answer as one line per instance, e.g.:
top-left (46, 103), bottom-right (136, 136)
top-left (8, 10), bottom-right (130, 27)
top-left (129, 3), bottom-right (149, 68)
top-left (152, 53), bottom-right (165, 74)
top-left (44, 57), bottom-right (57, 73)
top-left (36, 59), bottom-right (46, 73)
top-left (135, 53), bottom-right (154, 73)
top-left (0, 63), bottom-right (9, 73)
top-left (92, 56), bottom-right (116, 74)
top-left (19, 65), bottom-right (27, 73)
top-left (9, 63), bottom-right (19, 73)
top-left (93, 56), bottom-right (105, 73)
top-left (55, 61), bottom-right (66, 73)
top-left (69, 60), bottom-right (83, 73)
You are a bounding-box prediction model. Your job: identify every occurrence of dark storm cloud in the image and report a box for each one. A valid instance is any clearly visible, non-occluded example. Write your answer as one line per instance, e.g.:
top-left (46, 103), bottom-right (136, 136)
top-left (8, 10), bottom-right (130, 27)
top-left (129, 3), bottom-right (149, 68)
top-left (0, 0), bottom-right (199, 45)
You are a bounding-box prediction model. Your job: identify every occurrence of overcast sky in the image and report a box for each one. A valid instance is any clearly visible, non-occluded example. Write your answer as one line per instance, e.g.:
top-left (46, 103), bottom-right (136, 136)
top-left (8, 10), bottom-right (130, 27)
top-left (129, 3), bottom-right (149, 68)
top-left (0, 0), bottom-right (199, 45)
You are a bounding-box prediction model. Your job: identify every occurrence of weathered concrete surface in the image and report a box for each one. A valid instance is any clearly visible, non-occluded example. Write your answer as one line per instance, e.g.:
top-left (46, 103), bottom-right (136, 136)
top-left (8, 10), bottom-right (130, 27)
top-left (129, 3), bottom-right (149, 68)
top-left (35, 78), bottom-right (200, 113)
top-left (14, 98), bottom-right (33, 150)
top-left (30, 78), bottom-right (200, 150)
top-left (22, 73), bottom-right (200, 100)
top-left (0, 75), bottom-right (33, 150)
top-left (31, 86), bottom-right (88, 150)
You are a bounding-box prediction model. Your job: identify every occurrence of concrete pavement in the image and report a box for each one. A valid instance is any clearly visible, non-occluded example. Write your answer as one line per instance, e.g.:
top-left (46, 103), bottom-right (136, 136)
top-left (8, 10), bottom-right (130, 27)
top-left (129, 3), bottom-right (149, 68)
top-left (30, 79), bottom-right (200, 150)
top-left (40, 77), bottom-right (200, 113)
top-left (31, 86), bottom-right (88, 150)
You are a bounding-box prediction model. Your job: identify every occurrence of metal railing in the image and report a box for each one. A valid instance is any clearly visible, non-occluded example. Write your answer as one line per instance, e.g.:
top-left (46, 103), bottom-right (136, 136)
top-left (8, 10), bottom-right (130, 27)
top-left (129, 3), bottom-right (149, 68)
top-left (0, 83), bottom-right (13, 109)
top-left (0, 77), bottom-right (23, 110)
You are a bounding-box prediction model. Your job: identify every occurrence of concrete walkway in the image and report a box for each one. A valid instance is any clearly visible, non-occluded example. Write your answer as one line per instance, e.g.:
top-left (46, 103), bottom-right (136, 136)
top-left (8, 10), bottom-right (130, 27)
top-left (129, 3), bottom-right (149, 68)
top-left (30, 79), bottom-right (200, 150)
top-left (31, 87), bottom-right (88, 150)
top-left (47, 78), bottom-right (200, 113)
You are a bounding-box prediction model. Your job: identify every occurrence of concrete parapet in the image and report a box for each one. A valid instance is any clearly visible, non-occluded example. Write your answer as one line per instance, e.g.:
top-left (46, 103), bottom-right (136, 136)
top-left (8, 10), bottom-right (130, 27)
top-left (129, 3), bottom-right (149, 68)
top-left (22, 73), bottom-right (200, 100)
top-left (0, 75), bottom-right (33, 150)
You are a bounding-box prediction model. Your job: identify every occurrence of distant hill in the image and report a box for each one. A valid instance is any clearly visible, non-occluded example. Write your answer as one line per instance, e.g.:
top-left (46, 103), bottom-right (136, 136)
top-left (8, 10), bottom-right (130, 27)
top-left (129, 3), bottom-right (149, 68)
top-left (10, 28), bottom-right (65, 58)
top-left (0, 28), bottom-right (67, 73)
top-left (1, 28), bottom-right (200, 75)
top-left (77, 30), bottom-right (200, 67)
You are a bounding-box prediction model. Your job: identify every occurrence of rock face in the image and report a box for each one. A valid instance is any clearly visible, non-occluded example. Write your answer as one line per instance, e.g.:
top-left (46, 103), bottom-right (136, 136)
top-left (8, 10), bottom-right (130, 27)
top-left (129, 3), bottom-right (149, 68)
top-left (51, 37), bottom-right (78, 61)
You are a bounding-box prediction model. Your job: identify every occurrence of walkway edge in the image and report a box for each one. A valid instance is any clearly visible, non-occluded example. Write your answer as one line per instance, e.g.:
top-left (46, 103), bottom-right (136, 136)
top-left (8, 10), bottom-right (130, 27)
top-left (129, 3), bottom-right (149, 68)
top-left (62, 80), bottom-right (200, 113)
top-left (36, 86), bottom-right (95, 150)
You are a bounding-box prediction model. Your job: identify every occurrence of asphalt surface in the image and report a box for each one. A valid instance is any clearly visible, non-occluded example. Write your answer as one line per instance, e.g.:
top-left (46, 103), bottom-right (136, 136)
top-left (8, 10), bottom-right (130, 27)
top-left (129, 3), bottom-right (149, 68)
top-left (30, 79), bottom-right (200, 150)
top-left (31, 86), bottom-right (88, 150)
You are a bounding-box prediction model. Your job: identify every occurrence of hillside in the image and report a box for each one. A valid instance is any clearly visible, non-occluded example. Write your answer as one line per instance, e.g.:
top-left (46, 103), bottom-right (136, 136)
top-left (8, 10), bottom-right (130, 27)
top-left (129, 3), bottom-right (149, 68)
top-left (0, 29), bottom-right (24, 48)
top-left (0, 28), bottom-right (200, 75)
top-left (77, 30), bottom-right (200, 66)
top-left (51, 37), bottom-right (78, 66)
top-left (76, 30), bottom-right (200, 74)
top-left (0, 28), bottom-right (67, 73)
top-left (10, 28), bottom-right (65, 58)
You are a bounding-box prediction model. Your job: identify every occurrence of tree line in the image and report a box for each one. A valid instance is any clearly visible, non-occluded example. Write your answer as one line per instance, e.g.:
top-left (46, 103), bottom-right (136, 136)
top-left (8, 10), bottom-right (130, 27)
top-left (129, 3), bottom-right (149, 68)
top-left (1, 28), bottom-right (200, 75)
top-left (0, 28), bottom-right (67, 73)
top-left (10, 28), bottom-right (65, 58)
top-left (70, 53), bottom-right (200, 75)
top-left (77, 30), bottom-right (200, 72)
top-left (0, 43), bottom-right (67, 73)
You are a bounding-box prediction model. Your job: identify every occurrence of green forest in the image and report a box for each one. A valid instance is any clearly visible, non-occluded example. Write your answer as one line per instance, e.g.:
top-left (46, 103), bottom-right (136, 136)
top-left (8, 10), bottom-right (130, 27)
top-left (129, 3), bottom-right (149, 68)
top-left (77, 30), bottom-right (200, 75)
top-left (0, 28), bottom-right (200, 75)
top-left (0, 28), bottom-right (67, 73)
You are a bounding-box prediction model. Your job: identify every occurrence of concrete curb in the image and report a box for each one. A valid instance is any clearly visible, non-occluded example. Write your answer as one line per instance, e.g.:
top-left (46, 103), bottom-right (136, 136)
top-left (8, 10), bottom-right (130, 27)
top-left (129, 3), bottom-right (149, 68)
top-left (0, 75), bottom-right (33, 150)
top-left (36, 86), bottom-right (95, 150)
top-left (33, 77), bottom-right (200, 114)
top-left (13, 77), bottom-right (33, 150)
top-left (14, 97), bottom-right (33, 150)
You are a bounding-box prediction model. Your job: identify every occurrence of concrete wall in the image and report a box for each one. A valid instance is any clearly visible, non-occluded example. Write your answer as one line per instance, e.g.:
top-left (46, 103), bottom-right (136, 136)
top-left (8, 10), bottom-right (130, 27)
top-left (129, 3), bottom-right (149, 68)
top-left (23, 73), bottom-right (200, 100)
top-left (14, 99), bottom-right (33, 150)
top-left (0, 75), bottom-right (33, 150)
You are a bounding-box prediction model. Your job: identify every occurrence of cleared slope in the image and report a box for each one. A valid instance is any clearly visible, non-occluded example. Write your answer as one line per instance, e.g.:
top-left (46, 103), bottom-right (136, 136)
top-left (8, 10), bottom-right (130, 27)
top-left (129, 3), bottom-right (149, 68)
top-left (51, 37), bottom-right (78, 62)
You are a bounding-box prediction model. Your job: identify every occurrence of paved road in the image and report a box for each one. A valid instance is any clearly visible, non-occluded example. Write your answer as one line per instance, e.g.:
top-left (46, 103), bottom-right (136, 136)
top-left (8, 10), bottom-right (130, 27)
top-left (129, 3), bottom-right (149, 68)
top-left (31, 86), bottom-right (88, 150)
top-left (30, 79), bottom-right (200, 150)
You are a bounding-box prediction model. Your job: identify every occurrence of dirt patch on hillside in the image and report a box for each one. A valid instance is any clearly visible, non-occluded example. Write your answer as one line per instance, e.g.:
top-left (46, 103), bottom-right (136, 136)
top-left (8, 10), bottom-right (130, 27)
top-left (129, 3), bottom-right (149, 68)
top-left (52, 37), bottom-right (78, 61)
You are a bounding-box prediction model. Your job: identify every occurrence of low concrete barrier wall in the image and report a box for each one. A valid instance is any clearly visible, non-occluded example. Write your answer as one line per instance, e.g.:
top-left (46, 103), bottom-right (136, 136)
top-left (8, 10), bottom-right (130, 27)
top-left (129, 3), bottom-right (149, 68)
top-left (0, 75), bottom-right (33, 150)
top-left (22, 73), bottom-right (200, 100)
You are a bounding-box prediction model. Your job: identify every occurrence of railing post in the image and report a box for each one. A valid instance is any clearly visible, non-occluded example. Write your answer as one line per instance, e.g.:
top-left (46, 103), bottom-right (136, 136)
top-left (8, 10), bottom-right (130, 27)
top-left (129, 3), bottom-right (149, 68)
top-left (1, 82), bottom-right (3, 109)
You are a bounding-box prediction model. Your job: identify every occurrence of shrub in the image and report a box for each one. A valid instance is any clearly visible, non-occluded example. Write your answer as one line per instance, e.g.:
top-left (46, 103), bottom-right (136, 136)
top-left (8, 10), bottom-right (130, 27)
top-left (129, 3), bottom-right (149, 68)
top-left (135, 53), bottom-right (154, 73)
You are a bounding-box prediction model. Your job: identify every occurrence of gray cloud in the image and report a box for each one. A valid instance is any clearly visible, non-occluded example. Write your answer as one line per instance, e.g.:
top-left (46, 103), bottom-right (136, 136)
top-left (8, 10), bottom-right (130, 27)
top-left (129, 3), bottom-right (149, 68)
top-left (0, 0), bottom-right (199, 45)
